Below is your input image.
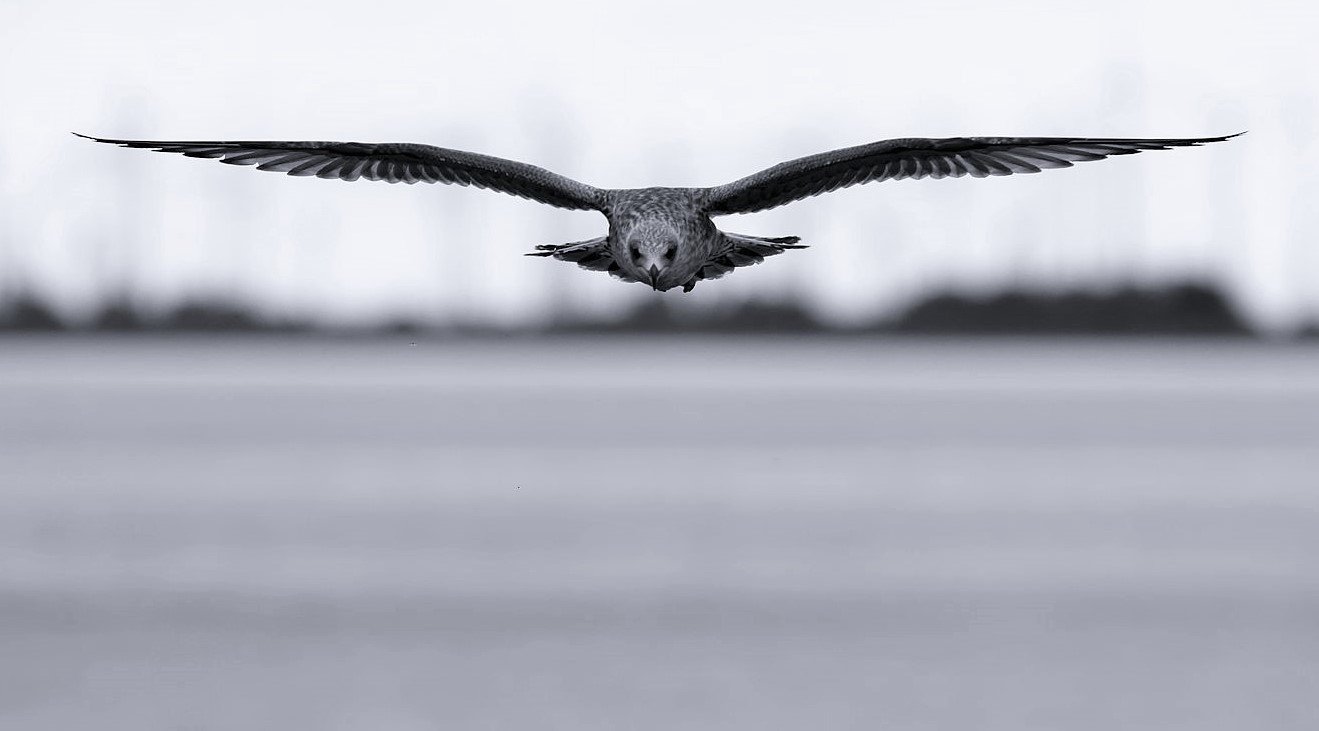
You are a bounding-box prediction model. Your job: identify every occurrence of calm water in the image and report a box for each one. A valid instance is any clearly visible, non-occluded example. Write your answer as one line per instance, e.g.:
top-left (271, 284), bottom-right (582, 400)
top-left (1, 336), bottom-right (1317, 730)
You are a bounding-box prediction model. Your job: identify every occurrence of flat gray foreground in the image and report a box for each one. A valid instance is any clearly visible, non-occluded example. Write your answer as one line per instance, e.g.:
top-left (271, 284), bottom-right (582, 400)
top-left (1, 336), bottom-right (1316, 730)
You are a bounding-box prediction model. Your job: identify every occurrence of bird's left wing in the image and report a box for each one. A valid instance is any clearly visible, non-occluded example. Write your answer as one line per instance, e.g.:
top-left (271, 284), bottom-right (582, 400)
top-left (700, 134), bottom-right (1241, 216)
top-left (75, 134), bottom-right (605, 211)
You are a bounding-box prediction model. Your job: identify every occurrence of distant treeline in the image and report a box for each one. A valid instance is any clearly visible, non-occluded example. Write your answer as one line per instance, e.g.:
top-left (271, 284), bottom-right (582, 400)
top-left (0, 282), bottom-right (1309, 337)
top-left (0, 297), bottom-right (305, 333)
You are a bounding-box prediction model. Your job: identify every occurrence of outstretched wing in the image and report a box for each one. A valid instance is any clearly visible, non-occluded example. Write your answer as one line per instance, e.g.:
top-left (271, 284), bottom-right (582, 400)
top-left (75, 133), bottom-right (605, 211)
top-left (701, 133), bottom-right (1242, 216)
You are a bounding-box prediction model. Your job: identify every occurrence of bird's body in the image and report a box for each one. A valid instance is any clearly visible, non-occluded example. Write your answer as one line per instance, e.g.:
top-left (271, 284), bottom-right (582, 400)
top-left (78, 132), bottom-right (1240, 292)
top-left (577, 186), bottom-right (789, 292)
top-left (608, 187), bottom-right (718, 291)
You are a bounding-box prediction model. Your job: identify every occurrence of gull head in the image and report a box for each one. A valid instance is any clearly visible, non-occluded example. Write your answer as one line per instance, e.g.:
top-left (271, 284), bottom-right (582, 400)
top-left (624, 222), bottom-right (682, 291)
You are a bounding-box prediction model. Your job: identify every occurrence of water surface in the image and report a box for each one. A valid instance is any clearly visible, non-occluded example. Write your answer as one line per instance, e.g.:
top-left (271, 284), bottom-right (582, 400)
top-left (2, 336), bottom-right (1316, 730)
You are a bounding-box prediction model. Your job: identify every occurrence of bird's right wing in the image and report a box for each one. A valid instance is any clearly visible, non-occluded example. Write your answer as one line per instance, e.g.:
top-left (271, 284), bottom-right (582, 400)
top-left (701, 133), bottom-right (1242, 216)
top-left (75, 134), bottom-right (606, 211)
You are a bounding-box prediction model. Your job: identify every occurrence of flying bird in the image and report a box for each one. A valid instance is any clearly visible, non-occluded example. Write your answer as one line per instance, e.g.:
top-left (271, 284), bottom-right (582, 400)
top-left (77, 131), bottom-right (1240, 293)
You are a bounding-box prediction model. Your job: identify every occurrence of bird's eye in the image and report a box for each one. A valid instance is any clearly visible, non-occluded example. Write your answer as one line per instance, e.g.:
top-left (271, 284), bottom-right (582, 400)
top-left (630, 245), bottom-right (642, 261)
top-left (663, 245), bottom-right (677, 262)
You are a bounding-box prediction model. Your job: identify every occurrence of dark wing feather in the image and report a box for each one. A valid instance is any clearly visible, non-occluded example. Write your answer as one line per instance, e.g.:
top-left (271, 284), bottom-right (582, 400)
top-left (525, 236), bottom-right (636, 282)
top-left (74, 133), bottom-right (605, 211)
top-left (701, 133), bottom-right (1242, 216)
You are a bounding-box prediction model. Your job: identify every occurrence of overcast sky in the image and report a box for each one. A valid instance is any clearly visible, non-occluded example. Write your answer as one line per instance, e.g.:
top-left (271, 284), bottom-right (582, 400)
top-left (2, 0), bottom-right (1315, 328)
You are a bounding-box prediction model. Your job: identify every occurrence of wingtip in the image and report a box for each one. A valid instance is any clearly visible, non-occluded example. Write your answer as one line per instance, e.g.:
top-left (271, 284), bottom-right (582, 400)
top-left (1179, 131), bottom-right (1245, 145)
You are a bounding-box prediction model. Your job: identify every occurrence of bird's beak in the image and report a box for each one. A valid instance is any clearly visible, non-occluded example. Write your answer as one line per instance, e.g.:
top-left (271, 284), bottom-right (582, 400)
top-left (647, 264), bottom-right (661, 291)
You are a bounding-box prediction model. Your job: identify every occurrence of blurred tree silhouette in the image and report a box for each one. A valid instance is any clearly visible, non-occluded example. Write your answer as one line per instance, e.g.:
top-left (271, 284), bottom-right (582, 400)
top-left (1, 294), bottom-right (65, 331)
top-left (162, 301), bottom-right (262, 331)
top-left (92, 298), bottom-right (145, 331)
top-left (0, 281), bottom-right (1276, 337)
top-left (889, 283), bottom-right (1249, 335)
top-left (564, 298), bottom-right (821, 334)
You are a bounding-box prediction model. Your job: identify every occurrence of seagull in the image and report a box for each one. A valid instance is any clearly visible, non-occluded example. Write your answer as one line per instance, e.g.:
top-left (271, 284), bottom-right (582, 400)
top-left (77, 131), bottom-right (1239, 293)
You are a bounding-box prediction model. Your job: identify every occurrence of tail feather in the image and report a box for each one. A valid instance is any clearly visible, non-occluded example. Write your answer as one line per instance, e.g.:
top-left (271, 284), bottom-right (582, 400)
top-left (718, 232), bottom-right (807, 263)
top-left (725, 233), bottom-right (806, 247)
top-left (525, 236), bottom-right (607, 259)
top-left (527, 236), bottom-right (637, 282)
top-left (681, 231), bottom-right (807, 292)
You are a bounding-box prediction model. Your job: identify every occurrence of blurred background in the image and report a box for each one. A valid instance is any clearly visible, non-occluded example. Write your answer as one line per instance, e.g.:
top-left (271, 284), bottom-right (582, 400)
top-left (2, 1), bottom-right (1317, 729)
